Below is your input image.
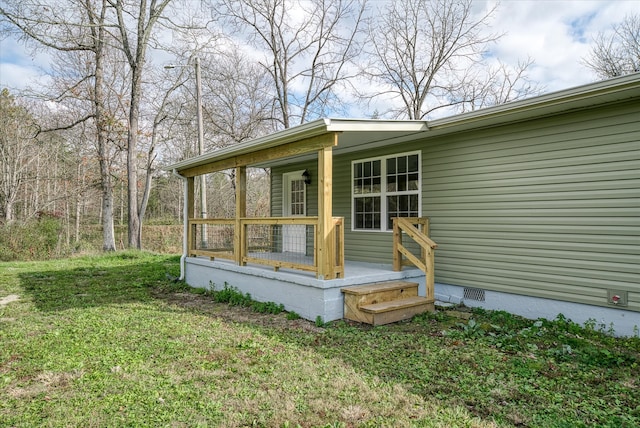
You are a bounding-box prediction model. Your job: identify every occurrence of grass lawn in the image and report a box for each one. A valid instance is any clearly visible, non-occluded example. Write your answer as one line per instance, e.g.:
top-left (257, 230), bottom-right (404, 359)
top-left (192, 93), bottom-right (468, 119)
top-left (1, 252), bottom-right (638, 427)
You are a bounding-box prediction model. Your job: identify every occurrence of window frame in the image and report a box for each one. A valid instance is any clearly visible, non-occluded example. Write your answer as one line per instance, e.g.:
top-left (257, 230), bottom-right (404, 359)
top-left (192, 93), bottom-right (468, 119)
top-left (351, 150), bottom-right (422, 232)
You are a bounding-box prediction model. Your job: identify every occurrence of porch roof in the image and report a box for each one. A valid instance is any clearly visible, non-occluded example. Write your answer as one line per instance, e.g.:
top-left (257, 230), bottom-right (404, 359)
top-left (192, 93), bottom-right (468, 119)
top-left (166, 72), bottom-right (640, 174)
top-left (167, 118), bottom-right (429, 175)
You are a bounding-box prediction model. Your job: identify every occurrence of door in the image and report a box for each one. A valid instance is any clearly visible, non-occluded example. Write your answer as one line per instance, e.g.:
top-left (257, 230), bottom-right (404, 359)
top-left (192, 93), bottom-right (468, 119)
top-left (282, 171), bottom-right (307, 253)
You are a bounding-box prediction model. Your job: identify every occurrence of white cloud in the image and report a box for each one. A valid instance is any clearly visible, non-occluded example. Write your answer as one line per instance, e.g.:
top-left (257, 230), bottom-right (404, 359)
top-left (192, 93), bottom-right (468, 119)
top-left (0, 37), bottom-right (53, 92)
top-left (0, 62), bottom-right (37, 91)
top-left (1, 0), bottom-right (638, 107)
top-left (486, 0), bottom-right (639, 92)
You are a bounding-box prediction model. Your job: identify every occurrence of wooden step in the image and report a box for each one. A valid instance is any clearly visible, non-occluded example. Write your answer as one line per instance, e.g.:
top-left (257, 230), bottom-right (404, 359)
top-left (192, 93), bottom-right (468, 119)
top-left (341, 280), bottom-right (419, 296)
top-left (341, 281), bottom-right (419, 307)
top-left (341, 281), bottom-right (434, 325)
top-left (360, 296), bottom-right (432, 313)
top-left (342, 281), bottom-right (419, 324)
top-left (360, 296), bottom-right (434, 326)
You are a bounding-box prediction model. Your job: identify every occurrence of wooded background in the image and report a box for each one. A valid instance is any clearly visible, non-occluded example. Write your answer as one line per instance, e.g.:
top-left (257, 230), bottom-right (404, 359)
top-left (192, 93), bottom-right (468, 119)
top-left (1, 0), bottom-right (636, 260)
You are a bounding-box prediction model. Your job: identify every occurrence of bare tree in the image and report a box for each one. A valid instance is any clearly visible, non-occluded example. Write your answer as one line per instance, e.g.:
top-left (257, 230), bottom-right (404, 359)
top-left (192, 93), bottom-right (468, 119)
top-left (92, 0), bottom-right (118, 250)
top-left (456, 57), bottom-right (543, 112)
top-left (0, 89), bottom-right (40, 222)
top-left (28, 126), bottom-right (84, 244)
top-left (133, 66), bottom-right (188, 245)
top-left (219, 0), bottom-right (367, 128)
top-left (64, 122), bottom-right (98, 243)
top-left (201, 47), bottom-right (276, 147)
top-left (583, 13), bottom-right (640, 79)
top-left (109, 0), bottom-right (173, 249)
top-left (362, 0), bottom-right (538, 119)
top-left (0, 0), bottom-right (118, 250)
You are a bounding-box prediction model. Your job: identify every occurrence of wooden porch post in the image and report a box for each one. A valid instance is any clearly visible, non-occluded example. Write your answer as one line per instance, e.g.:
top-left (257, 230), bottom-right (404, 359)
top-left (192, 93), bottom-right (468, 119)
top-left (317, 145), bottom-right (334, 279)
top-left (235, 166), bottom-right (247, 266)
top-left (187, 177), bottom-right (195, 255)
top-left (392, 218), bottom-right (401, 271)
top-left (425, 247), bottom-right (435, 302)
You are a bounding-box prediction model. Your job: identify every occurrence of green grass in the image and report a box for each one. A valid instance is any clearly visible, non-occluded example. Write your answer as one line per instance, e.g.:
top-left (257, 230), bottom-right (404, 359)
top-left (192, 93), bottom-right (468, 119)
top-left (1, 253), bottom-right (638, 427)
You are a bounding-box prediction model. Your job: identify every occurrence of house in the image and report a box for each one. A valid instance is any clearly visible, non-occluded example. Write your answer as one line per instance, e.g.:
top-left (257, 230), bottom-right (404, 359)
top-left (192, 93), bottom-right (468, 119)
top-left (167, 72), bottom-right (640, 335)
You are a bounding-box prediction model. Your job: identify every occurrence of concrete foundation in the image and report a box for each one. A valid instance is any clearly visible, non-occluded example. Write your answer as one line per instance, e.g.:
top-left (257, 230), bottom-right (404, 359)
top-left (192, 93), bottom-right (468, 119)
top-left (436, 283), bottom-right (640, 337)
top-left (184, 257), bottom-right (424, 322)
top-left (184, 257), bottom-right (639, 336)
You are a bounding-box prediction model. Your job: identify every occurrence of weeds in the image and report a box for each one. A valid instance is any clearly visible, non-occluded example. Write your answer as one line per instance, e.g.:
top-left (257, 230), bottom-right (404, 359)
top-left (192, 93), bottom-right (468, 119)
top-left (443, 311), bottom-right (640, 370)
top-left (208, 282), bottom-right (285, 314)
top-left (0, 222), bottom-right (181, 261)
top-left (286, 311), bottom-right (301, 320)
top-left (0, 217), bottom-right (64, 261)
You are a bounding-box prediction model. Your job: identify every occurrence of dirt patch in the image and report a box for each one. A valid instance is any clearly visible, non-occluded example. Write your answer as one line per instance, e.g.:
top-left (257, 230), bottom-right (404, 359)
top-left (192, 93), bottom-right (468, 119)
top-left (0, 294), bottom-right (19, 306)
top-left (152, 289), bottom-right (326, 334)
top-left (8, 370), bottom-right (80, 400)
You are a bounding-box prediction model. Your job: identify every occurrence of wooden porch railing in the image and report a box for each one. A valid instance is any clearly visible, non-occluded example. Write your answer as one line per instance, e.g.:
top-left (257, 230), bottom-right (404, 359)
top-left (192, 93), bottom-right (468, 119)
top-left (187, 216), bottom-right (344, 279)
top-left (188, 218), bottom-right (235, 260)
top-left (392, 217), bottom-right (438, 302)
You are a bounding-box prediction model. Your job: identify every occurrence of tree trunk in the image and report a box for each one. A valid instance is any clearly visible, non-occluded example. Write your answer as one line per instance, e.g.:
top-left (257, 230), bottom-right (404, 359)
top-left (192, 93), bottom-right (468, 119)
top-left (101, 182), bottom-right (116, 251)
top-left (126, 63), bottom-right (142, 249)
top-left (4, 199), bottom-right (14, 223)
top-left (74, 192), bottom-right (81, 243)
top-left (117, 0), bottom-right (173, 250)
top-left (94, 2), bottom-right (115, 251)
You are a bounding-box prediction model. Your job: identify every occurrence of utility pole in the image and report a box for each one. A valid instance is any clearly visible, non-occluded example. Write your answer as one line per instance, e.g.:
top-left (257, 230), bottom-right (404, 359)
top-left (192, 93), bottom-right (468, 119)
top-left (165, 57), bottom-right (207, 247)
top-left (195, 57), bottom-right (207, 247)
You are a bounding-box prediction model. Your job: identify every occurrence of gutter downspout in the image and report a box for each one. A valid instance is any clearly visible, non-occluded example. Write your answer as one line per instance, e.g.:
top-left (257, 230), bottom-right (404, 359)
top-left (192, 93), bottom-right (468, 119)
top-left (171, 168), bottom-right (188, 281)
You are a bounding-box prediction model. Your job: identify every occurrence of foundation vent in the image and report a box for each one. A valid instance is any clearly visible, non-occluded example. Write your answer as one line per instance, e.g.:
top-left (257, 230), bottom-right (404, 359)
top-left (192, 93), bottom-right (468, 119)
top-left (463, 287), bottom-right (485, 302)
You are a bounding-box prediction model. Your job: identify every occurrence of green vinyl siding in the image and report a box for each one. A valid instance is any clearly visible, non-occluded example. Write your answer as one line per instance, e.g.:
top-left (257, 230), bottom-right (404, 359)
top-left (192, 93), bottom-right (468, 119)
top-left (269, 99), bottom-right (639, 311)
top-left (270, 171), bottom-right (283, 217)
top-left (271, 162), bottom-right (318, 217)
top-left (423, 100), bottom-right (639, 311)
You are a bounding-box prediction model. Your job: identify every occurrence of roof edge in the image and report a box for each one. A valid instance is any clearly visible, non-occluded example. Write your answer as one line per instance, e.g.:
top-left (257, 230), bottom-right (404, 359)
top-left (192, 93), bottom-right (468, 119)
top-left (165, 118), bottom-right (428, 172)
top-left (166, 118), bottom-right (330, 172)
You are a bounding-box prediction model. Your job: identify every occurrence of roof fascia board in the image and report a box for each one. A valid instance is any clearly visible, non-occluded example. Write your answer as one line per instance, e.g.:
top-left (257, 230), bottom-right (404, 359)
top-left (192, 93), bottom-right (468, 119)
top-left (167, 118), bottom-right (330, 172)
top-left (324, 118), bottom-right (428, 132)
top-left (179, 132), bottom-right (338, 177)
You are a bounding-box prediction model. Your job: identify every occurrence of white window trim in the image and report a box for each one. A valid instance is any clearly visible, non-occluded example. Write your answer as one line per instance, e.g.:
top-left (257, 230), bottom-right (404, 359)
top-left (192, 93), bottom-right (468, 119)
top-left (282, 170), bottom-right (307, 217)
top-left (351, 151), bottom-right (422, 232)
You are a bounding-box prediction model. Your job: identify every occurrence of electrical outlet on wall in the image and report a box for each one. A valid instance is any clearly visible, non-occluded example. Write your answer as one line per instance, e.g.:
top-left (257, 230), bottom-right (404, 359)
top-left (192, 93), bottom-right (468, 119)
top-left (607, 290), bottom-right (628, 307)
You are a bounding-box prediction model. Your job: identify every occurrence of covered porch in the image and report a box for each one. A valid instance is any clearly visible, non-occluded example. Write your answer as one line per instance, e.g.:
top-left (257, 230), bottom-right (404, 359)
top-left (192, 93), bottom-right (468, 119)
top-left (177, 131), bottom-right (343, 280)
top-left (168, 119), bottom-right (437, 322)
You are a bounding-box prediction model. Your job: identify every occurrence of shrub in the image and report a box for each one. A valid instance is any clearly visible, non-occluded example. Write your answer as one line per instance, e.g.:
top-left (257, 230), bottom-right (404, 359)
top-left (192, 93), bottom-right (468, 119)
top-left (0, 216), bottom-right (64, 261)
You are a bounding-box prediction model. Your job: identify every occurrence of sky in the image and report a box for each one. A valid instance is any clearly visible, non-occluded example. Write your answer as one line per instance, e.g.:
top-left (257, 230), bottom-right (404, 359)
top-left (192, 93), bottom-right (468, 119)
top-left (0, 0), bottom-right (638, 107)
top-left (485, 0), bottom-right (638, 92)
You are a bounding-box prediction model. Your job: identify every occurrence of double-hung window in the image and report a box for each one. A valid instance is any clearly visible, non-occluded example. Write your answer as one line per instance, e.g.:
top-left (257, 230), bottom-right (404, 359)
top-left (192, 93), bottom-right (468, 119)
top-left (352, 151), bottom-right (421, 231)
